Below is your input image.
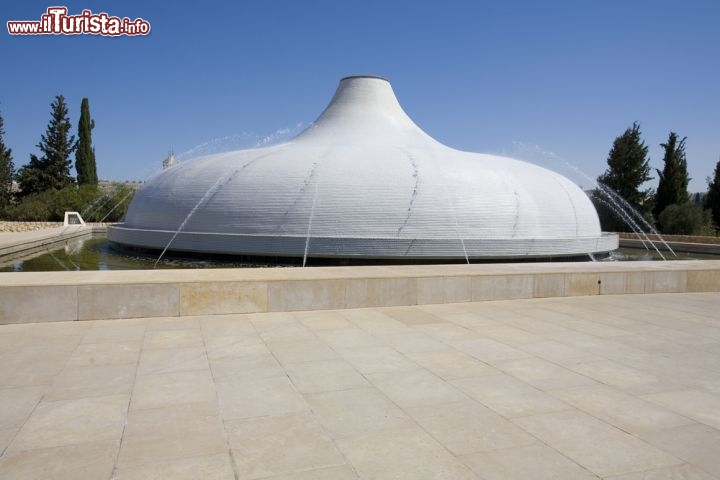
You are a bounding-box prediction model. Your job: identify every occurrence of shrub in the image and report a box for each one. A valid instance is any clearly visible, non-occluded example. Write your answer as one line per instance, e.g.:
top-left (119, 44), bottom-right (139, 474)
top-left (658, 203), bottom-right (715, 236)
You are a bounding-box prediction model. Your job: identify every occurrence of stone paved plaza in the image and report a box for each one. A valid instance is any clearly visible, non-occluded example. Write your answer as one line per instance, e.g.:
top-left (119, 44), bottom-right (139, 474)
top-left (1, 292), bottom-right (720, 479)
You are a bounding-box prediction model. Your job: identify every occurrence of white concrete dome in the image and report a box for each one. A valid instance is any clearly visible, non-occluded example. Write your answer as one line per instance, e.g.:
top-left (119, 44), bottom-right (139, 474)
top-left (109, 76), bottom-right (618, 259)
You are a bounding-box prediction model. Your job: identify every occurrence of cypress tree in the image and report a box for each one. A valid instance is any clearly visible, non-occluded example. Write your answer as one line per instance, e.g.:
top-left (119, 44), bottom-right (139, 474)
top-left (0, 108), bottom-right (14, 210)
top-left (75, 97), bottom-right (97, 185)
top-left (653, 132), bottom-right (689, 220)
top-left (597, 122), bottom-right (653, 210)
top-left (17, 95), bottom-right (76, 196)
top-left (706, 157), bottom-right (720, 229)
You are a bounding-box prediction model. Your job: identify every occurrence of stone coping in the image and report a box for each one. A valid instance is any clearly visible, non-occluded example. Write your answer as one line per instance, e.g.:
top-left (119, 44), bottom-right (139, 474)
top-left (1, 260), bottom-right (720, 324)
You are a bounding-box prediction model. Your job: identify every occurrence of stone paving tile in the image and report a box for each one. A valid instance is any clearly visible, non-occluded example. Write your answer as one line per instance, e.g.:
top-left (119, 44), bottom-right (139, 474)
top-left (137, 345), bottom-right (210, 375)
top-left (44, 363), bottom-right (137, 402)
top-left (314, 327), bottom-right (381, 350)
top-left (551, 384), bottom-right (695, 435)
top-left (406, 399), bottom-right (536, 455)
top-left (404, 349), bottom-right (499, 380)
top-left (226, 412), bottom-right (346, 479)
top-left (305, 387), bottom-right (412, 438)
top-left (377, 331), bottom-right (448, 354)
top-left (204, 334), bottom-right (268, 359)
top-left (0, 440), bottom-right (118, 480)
top-left (9, 394), bottom-right (129, 452)
top-left (367, 369), bottom-right (468, 408)
top-left (208, 352), bottom-right (285, 381)
top-left (336, 425), bottom-right (477, 480)
top-left (513, 409), bottom-right (682, 477)
top-left (293, 310), bottom-right (354, 331)
top-left (639, 423), bottom-right (720, 477)
top-left (65, 341), bottom-right (141, 367)
top-left (266, 339), bottom-right (339, 364)
top-left (451, 374), bottom-right (568, 418)
top-left (117, 402), bottom-right (226, 468)
top-left (115, 452), bottom-right (236, 480)
top-left (604, 463), bottom-right (718, 480)
top-left (216, 376), bottom-right (308, 420)
top-left (494, 357), bottom-right (598, 391)
top-left (567, 359), bottom-right (661, 390)
top-left (130, 369), bottom-right (217, 410)
top-left (284, 359), bottom-right (369, 393)
top-left (642, 389), bottom-right (720, 430)
top-left (460, 443), bottom-right (600, 480)
top-left (262, 464), bottom-right (359, 479)
top-left (0, 386), bottom-right (46, 430)
top-left (337, 345), bottom-right (418, 374)
top-left (142, 328), bottom-right (205, 350)
top-left (0, 428), bottom-right (17, 453)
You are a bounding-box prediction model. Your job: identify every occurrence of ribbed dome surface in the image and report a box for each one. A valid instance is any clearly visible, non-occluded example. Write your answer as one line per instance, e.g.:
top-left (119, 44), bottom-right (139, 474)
top-left (109, 76), bottom-right (618, 259)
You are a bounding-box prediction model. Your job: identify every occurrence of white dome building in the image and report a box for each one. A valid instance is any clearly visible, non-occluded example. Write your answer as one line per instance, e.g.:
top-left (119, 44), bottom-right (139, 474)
top-left (109, 76), bottom-right (618, 260)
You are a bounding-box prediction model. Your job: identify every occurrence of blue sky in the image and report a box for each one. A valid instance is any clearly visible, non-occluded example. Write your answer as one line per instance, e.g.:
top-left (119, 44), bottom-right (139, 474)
top-left (1, 1), bottom-right (718, 191)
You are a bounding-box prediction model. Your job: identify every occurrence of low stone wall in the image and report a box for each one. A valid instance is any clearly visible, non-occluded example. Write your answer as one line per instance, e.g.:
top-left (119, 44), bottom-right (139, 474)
top-left (1, 260), bottom-right (719, 324)
top-left (0, 221), bottom-right (64, 232)
top-left (618, 232), bottom-right (720, 245)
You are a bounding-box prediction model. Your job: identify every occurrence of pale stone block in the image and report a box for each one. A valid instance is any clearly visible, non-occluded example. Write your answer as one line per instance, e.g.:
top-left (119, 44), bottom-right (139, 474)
top-left (600, 272), bottom-right (627, 295)
top-left (78, 283), bottom-right (179, 320)
top-left (305, 387), bottom-right (412, 438)
top-left (283, 359), bottom-right (369, 393)
top-left (513, 410), bottom-right (682, 477)
top-left (534, 274), bottom-right (565, 298)
top-left (552, 385), bottom-right (694, 435)
top-left (130, 370), bottom-right (217, 411)
top-left (209, 352), bottom-right (284, 381)
top-left (266, 339), bottom-right (338, 364)
top-left (336, 426), bottom-right (477, 480)
top-left (604, 464), bottom-right (717, 480)
top-left (645, 271), bottom-right (687, 293)
top-left (314, 328), bottom-right (381, 350)
top-left (626, 271), bottom-right (646, 293)
top-left (44, 363), bottom-right (137, 401)
top-left (226, 412), bottom-right (345, 479)
top-left (367, 369), bottom-right (467, 408)
top-left (215, 376), bottom-right (308, 420)
top-left (639, 424), bottom-right (720, 477)
top-left (137, 345), bottom-right (209, 376)
top-left (494, 357), bottom-right (597, 391)
top-left (451, 374), bottom-right (567, 418)
top-left (268, 280), bottom-right (346, 311)
top-left (260, 465), bottom-right (358, 480)
top-left (9, 394), bottom-right (129, 452)
top-left (405, 350), bottom-right (498, 380)
top-left (115, 453), bottom-right (235, 480)
top-left (687, 270), bottom-right (720, 292)
top-left (368, 277), bottom-right (418, 307)
top-left (568, 360), bottom-right (659, 390)
top-left (417, 276), bottom-right (471, 305)
top-left (461, 442), bottom-right (599, 480)
top-left (0, 286), bottom-right (77, 324)
top-left (339, 346), bottom-right (418, 374)
top-left (200, 315), bottom-right (257, 337)
top-left (642, 389), bottom-right (720, 430)
top-left (143, 329), bottom-right (204, 350)
top-left (565, 273), bottom-right (600, 297)
top-left (204, 335), bottom-right (268, 360)
top-left (0, 441), bottom-right (118, 480)
top-left (118, 402), bottom-right (226, 468)
top-left (472, 275), bottom-right (534, 301)
top-left (179, 281), bottom-right (267, 315)
top-left (0, 386), bottom-right (46, 429)
top-left (407, 400), bottom-right (536, 455)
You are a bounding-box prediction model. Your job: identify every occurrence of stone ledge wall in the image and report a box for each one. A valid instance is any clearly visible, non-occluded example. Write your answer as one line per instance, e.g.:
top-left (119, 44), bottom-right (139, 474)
top-left (0, 221), bottom-right (63, 232)
top-left (1, 265), bottom-right (719, 324)
top-left (618, 232), bottom-right (720, 245)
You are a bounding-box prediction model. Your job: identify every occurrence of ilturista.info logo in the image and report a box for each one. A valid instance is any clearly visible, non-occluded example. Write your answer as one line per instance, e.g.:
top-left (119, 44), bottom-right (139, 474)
top-left (7, 7), bottom-right (150, 36)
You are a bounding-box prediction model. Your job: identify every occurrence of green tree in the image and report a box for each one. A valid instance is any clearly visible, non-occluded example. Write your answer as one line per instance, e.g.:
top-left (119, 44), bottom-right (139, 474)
top-left (594, 122), bottom-right (653, 231)
top-left (706, 157), bottom-right (720, 229)
top-left (16, 95), bottom-right (76, 197)
top-left (75, 97), bottom-right (98, 185)
top-left (0, 108), bottom-right (14, 210)
top-left (653, 132), bottom-right (689, 221)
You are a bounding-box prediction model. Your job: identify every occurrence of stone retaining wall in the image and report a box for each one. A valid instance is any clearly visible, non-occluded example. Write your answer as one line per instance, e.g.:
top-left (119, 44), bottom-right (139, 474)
top-left (0, 221), bottom-right (64, 232)
top-left (1, 261), bottom-right (719, 324)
